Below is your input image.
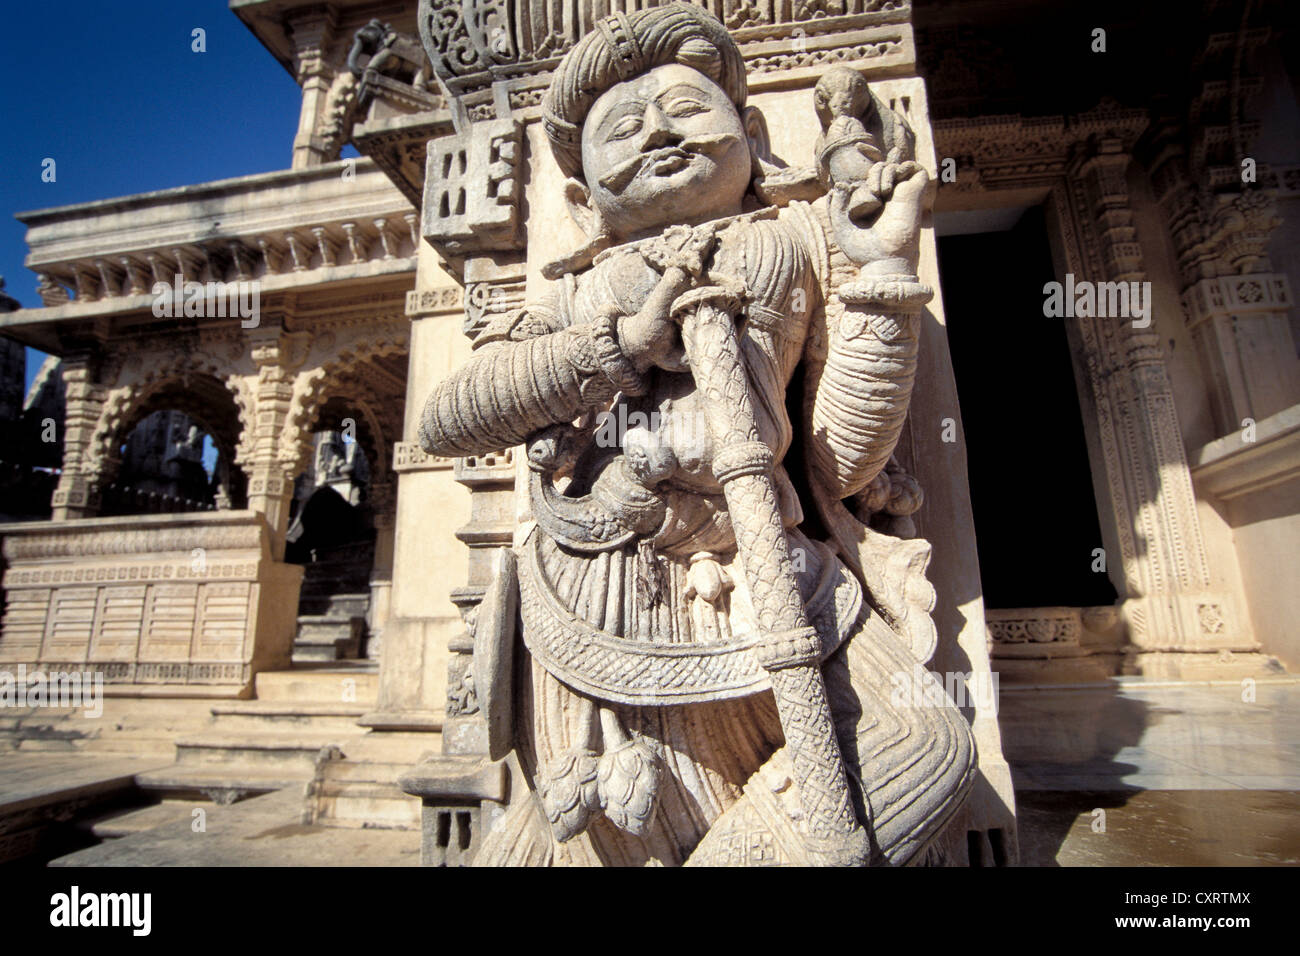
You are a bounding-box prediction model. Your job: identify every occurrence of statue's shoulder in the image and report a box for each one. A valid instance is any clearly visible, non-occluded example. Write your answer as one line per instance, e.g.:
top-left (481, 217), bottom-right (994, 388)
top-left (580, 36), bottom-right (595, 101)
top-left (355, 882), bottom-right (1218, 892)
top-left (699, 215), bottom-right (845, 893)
top-left (775, 201), bottom-right (833, 292)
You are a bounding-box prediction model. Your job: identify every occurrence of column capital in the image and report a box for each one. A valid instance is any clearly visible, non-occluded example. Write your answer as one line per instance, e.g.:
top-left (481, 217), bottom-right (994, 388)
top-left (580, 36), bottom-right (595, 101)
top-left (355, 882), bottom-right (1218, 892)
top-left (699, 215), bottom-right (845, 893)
top-left (1183, 273), bottom-right (1293, 328)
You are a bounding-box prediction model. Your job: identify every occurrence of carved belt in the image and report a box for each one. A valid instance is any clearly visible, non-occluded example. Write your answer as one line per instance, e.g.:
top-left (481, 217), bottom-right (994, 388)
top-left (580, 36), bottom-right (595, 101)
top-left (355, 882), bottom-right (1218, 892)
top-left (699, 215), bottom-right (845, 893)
top-left (518, 528), bottom-right (862, 705)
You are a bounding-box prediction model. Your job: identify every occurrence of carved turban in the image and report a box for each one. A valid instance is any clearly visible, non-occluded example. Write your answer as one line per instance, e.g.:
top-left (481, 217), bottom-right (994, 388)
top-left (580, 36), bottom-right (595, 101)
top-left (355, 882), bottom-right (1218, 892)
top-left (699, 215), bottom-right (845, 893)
top-left (542, 2), bottom-right (748, 180)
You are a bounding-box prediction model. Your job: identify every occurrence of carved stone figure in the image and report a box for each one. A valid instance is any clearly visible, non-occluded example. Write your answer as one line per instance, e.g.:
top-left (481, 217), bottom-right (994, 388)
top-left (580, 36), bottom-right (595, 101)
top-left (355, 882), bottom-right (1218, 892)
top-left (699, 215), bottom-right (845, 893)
top-left (347, 19), bottom-right (431, 92)
top-left (419, 3), bottom-right (974, 866)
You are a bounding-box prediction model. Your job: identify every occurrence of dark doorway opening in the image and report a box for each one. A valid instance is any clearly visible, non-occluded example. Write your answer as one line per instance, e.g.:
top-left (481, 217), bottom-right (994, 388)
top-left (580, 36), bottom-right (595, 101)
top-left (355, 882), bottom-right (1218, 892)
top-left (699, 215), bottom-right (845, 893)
top-left (936, 205), bottom-right (1118, 609)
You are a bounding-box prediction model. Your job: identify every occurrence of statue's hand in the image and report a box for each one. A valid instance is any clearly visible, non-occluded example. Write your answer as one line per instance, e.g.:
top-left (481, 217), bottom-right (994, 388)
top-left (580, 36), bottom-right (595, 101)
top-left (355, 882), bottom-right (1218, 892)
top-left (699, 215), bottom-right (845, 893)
top-left (615, 302), bottom-right (686, 374)
top-left (613, 250), bottom-right (702, 374)
top-left (832, 160), bottom-right (929, 273)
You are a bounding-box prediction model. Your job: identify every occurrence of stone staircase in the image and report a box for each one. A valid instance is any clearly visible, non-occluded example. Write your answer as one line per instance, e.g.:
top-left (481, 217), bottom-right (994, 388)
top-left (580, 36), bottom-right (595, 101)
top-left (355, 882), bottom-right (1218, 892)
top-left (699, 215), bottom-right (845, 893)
top-left (117, 664), bottom-right (436, 830)
top-left (291, 542), bottom-right (376, 662)
top-left (133, 665), bottom-right (379, 804)
top-left (1, 664), bottom-right (439, 860)
top-left (292, 593), bottom-right (369, 662)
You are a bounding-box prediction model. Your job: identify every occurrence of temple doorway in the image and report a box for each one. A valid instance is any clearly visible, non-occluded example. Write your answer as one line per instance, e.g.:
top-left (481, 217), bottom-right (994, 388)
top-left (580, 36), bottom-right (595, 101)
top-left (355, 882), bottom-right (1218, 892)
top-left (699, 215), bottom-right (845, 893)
top-left (936, 204), bottom-right (1118, 610)
top-left (285, 427), bottom-right (377, 662)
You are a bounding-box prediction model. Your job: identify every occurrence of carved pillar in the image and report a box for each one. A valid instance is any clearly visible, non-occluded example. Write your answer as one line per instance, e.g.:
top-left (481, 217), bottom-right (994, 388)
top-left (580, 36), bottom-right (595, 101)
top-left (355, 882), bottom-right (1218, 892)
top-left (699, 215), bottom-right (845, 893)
top-left (442, 448), bottom-right (516, 753)
top-left (287, 9), bottom-right (338, 169)
top-left (394, 98), bottom-right (528, 857)
top-left (1061, 144), bottom-right (1248, 654)
top-left (244, 327), bottom-right (307, 558)
top-left (50, 354), bottom-right (108, 520)
top-left (1148, 141), bottom-right (1299, 433)
top-left (1183, 269), bottom-right (1297, 427)
top-left (363, 288), bottom-right (468, 733)
top-left (1147, 5), bottom-right (1298, 434)
top-left (424, 256), bottom-right (526, 757)
top-left (367, 476), bottom-right (397, 660)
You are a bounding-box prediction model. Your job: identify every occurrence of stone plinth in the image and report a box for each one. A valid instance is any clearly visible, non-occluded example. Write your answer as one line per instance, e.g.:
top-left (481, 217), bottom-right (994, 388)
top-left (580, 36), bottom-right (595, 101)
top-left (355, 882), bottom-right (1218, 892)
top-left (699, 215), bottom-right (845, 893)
top-left (0, 511), bottom-right (302, 695)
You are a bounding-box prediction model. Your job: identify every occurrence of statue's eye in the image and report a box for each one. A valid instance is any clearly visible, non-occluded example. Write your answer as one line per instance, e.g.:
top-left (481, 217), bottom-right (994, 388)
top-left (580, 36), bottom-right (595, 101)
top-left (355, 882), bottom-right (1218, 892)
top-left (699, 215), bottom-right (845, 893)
top-left (609, 116), bottom-right (643, 140)
top-left (663, 97), bottom-right (706, 118)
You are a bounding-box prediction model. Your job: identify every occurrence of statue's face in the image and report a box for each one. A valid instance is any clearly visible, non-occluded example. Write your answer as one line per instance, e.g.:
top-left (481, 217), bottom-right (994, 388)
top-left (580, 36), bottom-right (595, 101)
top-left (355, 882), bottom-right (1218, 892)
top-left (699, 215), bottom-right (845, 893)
top-left (580, 63), bottom-right (751, 240)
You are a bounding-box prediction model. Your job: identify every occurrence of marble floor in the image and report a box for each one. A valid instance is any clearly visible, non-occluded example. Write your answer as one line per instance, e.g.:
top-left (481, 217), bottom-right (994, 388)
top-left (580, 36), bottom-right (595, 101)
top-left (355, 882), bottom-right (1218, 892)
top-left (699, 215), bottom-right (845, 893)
top-left (1016, 789), bottom-right (1300, 866)
top-left (1002, 677), bottom-right (1300, 865)
top-left (999, 677), bottom-right (1300, 791)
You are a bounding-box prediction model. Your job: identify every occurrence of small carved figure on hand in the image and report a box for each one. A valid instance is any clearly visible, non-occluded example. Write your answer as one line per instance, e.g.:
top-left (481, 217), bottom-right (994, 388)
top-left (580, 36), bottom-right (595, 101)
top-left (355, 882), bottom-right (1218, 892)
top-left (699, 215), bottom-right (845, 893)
top-left (814, 66), bottom-right (921, 233)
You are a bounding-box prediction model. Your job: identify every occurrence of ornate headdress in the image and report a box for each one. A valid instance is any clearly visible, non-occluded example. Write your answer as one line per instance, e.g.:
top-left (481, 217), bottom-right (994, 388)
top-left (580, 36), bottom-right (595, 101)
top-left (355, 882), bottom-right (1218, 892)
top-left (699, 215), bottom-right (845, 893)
top-left (542, 3), bottom-right (748, 181)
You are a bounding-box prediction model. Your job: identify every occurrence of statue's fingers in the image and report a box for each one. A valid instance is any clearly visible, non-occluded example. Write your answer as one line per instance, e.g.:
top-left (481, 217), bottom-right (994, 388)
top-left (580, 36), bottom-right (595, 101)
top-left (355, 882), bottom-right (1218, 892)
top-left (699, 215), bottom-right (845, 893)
top-left (891, 164), bottom-right (929, 202)
top-left (867, 162), bottom-right (884, 198)
top-left (880, 164), bottom-right (897, 199)
top-left (892, 161), bottom-right (924, 183)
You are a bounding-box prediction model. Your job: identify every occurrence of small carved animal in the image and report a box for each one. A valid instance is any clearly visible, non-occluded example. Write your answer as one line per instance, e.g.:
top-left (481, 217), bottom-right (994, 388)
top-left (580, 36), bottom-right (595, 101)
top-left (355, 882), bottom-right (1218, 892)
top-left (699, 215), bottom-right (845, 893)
top-left (813, 67), bottom-right (909, 221)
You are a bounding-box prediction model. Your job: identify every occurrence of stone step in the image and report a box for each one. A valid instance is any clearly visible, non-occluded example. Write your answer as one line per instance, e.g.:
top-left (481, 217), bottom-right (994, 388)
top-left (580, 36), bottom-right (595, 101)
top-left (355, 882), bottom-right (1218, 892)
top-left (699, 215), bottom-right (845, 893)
top-left (69, 736), bottom-right (182, 759)
top-left (299, 729), bottom-right (441, 830)
top-left (253, 667), bottom-right (378, 706)
top-left (296, 614), bottom-right (364, 636)
top-left (292, 643), bottom-right (351, 663)
top-left (9, 722), bottom-right (187, 757)
top-left (78, 799), bottom-right (199, 839)
top-left (209, 700), bottom-right (368, 733)
top-left (299, 567), bottom-right (372, 594)
top-left (135, 764), bottom-right (309, 803)
top-left (293, 615), bottom-right (364, 662)
top-left (172, 732), bottom-right (361, 774)
top-left (325, 730), bottom-right (441, 765)
top-left (307, 760), bottom-right (422, 829)
top-left (14, 738), bottom-right (81, 753)
top-left (296, 592), bottom-right (370, 618)
top-left (0, 698), bottom-right (217, 758)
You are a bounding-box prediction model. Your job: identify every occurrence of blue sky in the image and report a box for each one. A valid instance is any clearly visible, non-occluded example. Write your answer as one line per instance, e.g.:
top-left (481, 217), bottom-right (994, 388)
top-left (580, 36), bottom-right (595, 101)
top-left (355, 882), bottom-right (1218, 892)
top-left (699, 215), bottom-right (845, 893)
top-left (0, 1), bottom-right (324, 393)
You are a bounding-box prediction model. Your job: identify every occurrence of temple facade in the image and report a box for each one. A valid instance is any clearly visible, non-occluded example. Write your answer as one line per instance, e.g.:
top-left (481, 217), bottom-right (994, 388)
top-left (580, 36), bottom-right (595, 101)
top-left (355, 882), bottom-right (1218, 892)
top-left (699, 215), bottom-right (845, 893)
top-left (0, 0), bottom-right (1296, 866)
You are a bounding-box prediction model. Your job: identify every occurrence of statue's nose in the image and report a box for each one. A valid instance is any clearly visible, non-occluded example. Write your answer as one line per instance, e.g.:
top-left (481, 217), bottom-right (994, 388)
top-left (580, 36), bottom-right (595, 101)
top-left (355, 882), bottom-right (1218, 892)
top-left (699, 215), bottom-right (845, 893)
top-left (639, 102), bottom-right (681, 150)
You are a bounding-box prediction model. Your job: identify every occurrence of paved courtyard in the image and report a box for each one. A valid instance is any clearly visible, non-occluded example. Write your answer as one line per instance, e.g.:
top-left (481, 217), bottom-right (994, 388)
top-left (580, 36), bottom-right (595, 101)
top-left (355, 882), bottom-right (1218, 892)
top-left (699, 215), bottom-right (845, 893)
top-left (2, 677), bottom-right (1296, 866)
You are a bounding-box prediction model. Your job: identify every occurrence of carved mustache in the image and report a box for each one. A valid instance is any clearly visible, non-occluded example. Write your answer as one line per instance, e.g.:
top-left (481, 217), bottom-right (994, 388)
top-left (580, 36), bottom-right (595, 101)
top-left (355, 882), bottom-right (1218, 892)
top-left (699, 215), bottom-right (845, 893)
top-left (597, 132), bottom-right (740, 193)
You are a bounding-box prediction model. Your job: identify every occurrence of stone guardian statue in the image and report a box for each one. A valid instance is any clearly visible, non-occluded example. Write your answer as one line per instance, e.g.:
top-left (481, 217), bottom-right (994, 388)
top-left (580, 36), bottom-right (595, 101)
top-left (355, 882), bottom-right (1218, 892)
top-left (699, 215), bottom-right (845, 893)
top-left (419, 3), bottom-right (974, 867)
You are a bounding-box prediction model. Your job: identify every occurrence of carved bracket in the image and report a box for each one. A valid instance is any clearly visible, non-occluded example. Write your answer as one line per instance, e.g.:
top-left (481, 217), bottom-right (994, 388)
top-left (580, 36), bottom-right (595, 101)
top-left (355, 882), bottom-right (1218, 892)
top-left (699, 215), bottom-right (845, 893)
top-left (422, 117), bottom-right (525, 259)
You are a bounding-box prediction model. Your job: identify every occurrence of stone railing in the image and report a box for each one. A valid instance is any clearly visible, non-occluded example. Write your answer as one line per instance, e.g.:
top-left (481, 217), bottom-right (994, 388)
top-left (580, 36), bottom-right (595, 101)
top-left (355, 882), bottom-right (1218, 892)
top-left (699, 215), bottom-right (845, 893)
top-left (0, 511), bottom-right (302, 694)
top-left (15, 159), bottom-right (417, 309)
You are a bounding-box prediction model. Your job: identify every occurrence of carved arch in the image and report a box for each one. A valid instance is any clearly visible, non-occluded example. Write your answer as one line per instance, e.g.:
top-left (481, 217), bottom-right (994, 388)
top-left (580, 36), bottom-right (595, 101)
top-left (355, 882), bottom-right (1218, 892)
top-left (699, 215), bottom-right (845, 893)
top-left (279, 325), bottom-right (409, 479)
top-left (87, 350), bottom-right (249, 492)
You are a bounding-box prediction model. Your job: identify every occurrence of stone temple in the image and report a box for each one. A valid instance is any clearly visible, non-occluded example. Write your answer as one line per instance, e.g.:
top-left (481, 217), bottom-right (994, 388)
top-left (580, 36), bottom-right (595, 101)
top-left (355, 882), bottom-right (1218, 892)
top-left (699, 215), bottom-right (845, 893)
top-left (0, 0), bottom-right (1297, 867)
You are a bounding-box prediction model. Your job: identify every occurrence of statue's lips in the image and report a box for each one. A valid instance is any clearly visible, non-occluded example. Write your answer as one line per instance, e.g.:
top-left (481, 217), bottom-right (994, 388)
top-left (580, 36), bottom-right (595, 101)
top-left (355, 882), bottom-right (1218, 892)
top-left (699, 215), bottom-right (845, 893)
top-left (598, 142), bottom-right (719, 193)
top-left (645, 147), bottom-right (693, 176)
